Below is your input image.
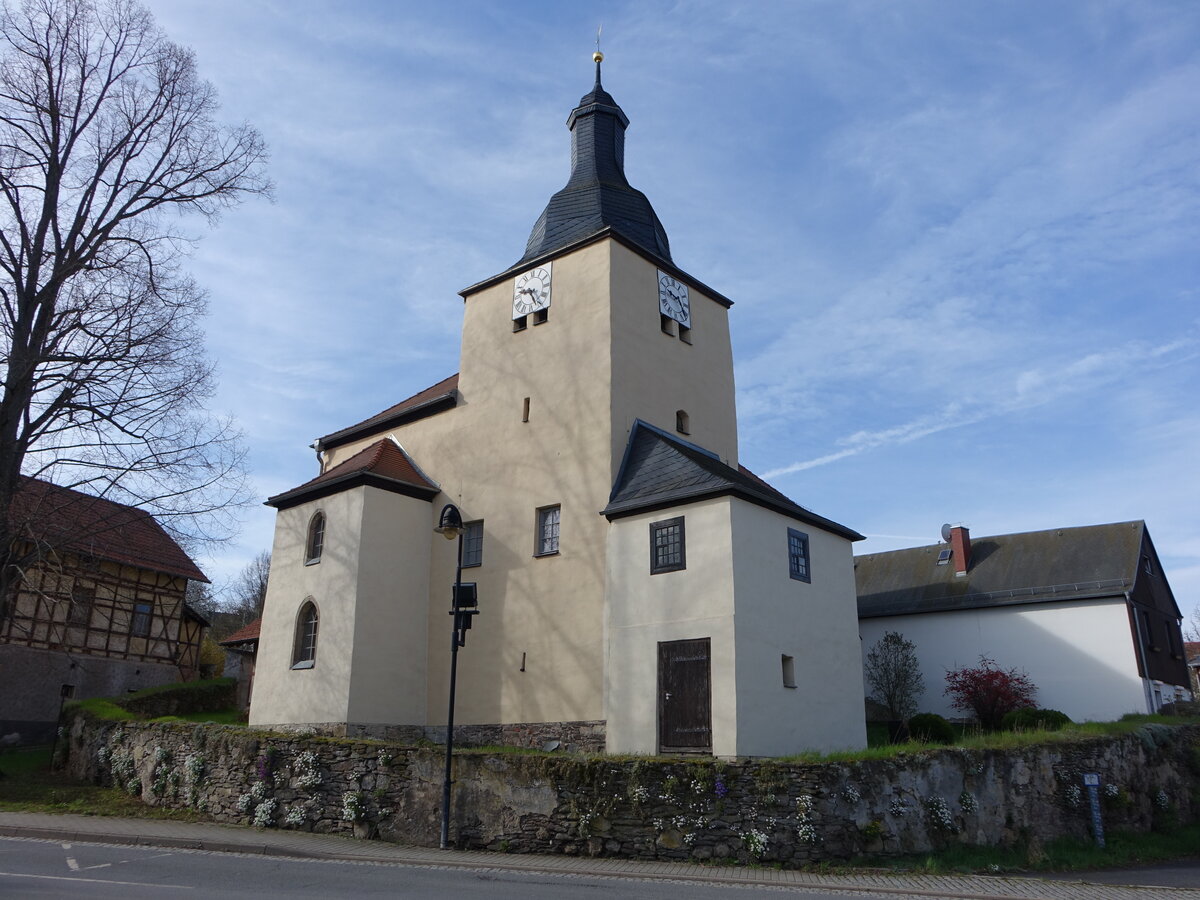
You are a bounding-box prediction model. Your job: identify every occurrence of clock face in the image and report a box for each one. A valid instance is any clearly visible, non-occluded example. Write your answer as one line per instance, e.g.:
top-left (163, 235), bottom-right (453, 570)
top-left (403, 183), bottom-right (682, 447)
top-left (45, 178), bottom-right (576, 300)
top-left (513, 264), bottom-right (552, 319)
top-left (657, 270), bottom-right (691, 328)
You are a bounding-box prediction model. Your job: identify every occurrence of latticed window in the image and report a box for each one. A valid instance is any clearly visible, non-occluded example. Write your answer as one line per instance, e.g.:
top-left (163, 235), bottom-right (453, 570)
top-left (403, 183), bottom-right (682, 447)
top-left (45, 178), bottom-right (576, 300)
top-left (305, 511), bottom-right (325, 564)
top-left (131, 601), bottom-right (152, 637)
top-left (462, 521), bottom-right (483, 567)
top-left (293, 601), bottom-right (319, 669)
top-left (537, 506), bottom-right (560, 556)
top-left (788, 528), bottom-right (810, 582)
top-left (650, 517), bottom-right (685, 574)
top-left (68, 587), bottom-right (93, 626)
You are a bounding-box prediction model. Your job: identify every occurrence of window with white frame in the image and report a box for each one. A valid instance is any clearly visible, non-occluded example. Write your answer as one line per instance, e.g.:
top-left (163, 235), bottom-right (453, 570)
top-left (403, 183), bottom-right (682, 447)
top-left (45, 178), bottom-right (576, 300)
top-left (305, 511), bottom-right (325, 565)
top-left (536, 506), bottom-right (560, 556)
top-left (788, 528), bottom-right (810, 583)
top-left (293, 600), bottom-right (319, 669)
top-left (463, 520), bottom-right (484, 567)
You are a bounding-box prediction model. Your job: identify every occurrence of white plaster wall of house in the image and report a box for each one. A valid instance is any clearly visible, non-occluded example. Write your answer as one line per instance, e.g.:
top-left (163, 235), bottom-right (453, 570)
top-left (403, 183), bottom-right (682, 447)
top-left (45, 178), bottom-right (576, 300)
top-left (858, 597), bottom-right (1149, 723)
top-left (605, 498), bottom-right (738, 756)
top-left (345, 487), bottom-right (432, 727)
top-left (250, 489), bottom-right (363, 727)
top-left (607, 242), bottom-right (739, 468)
top-left (729, 500), bottom-right (867, 755)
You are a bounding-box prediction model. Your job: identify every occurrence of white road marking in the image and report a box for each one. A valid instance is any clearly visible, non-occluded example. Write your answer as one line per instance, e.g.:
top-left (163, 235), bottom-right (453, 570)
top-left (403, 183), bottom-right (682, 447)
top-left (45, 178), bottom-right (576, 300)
top-left (85, 862), bottom-right (113, 870)
top-left (66, 857), bottom-right (79, 870)
top-left (0, 870), bottom-right (193, 889)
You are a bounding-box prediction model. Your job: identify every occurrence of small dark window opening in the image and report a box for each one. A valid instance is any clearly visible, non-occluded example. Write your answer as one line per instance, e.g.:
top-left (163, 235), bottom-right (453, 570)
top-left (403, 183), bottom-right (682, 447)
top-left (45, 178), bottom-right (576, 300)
top-left (788, 528), bottom-right (810, 583)
top-left (936, 548), bottom-right (952, 566)
top-left (293, 601), bottom-right (319, 669)
top-left (782, 654), bottom-right (796, 688)
top-left (650, 516), bottom-right (686, 574)
top-left (68, 588), bottom-right (94, 626)
top-left (1142, 555), bottom-right (1154, 576)
top-left (532, 308), bottom-right (549, 325)
top-left (675, 410), bottom-right (690, 434)
top-left (660, 314), bottom-right (676, 336)
top-left (131, 602), bottom-right (152, 637)
top-left (678, 324), bottom-right (692, 344)
top-left (513, 316), bottom-right (528, 332)
top-left (306, 511), bottom-right (325, 565)
top-left (522, 397), bottom-right (530, 422)
top-left (1142, 610), bottom-right (1159, 651)
top-left (463, 520), bottom-right (484, 567)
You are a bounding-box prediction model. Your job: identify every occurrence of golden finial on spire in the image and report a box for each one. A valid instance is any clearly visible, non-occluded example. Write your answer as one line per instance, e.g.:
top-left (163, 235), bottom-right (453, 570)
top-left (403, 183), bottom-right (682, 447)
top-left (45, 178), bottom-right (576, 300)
top-left (594, 24), bottom-right (603, 63)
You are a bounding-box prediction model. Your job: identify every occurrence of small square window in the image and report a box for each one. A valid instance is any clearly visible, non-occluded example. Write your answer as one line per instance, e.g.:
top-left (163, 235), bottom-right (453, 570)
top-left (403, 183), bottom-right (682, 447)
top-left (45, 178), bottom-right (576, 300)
top-left (678, 324), bottom-right (692, 344)
top-left (650, 516), bottom-right (686, 573)
top-left (131, 601), bottom-right (152, 637)
top-left (536, 506), bottom-right (560, 556)
top-left (782, 654), bottom-right (796, 688)
top-left (462, 521), bottom-right (483, 567)
top-left (788, 528), bottom-right (810, 583)
top-left (532, 308), bottom-right (549, 325)
top-left (513, 316), bottom-right (528, 332)
top-left (660, 314), bottom-right (676, 336)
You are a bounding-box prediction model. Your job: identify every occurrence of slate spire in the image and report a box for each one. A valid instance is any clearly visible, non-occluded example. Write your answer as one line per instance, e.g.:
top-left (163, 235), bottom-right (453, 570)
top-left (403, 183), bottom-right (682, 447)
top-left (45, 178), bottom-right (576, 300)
top-left (517, 53), bottom-right (672, 266)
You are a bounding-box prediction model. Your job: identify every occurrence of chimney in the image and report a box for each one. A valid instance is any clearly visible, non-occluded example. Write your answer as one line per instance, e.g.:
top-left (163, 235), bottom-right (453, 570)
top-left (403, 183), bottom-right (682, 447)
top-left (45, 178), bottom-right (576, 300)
top-left (950, 525), bottom-right (971, 576)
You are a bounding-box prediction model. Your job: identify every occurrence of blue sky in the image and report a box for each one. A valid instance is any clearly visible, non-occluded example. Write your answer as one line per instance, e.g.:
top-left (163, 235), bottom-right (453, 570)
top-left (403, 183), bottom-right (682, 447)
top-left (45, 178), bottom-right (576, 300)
top-left (143, 1), bottom-right (1200, 625)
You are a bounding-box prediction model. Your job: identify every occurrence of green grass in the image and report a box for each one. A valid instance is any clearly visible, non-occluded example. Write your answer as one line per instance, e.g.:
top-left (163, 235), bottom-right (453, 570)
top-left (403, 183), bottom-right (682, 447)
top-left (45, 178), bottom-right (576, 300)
top-left (848, 824), bottom-right (1200, 875)
top-left (0, 746), bottom-right (204, 820)
top-left (148, 708), bottom-right (246, 725)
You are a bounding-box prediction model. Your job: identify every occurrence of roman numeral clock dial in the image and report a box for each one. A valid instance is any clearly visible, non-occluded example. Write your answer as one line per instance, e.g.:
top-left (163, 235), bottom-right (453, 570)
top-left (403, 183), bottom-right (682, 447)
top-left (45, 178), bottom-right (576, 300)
top-left (657, 270), bottom-right (690, 328)
top-left (513, 263), bottom-right (552, 318)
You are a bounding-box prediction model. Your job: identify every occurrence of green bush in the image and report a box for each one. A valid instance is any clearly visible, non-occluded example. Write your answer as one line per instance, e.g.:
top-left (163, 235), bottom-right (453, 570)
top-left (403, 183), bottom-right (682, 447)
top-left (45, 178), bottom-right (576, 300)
top-left (116, 677), bottom-right (236, 718)
top-left (1001, 708), bottom-right (1072, 732)
top-left (908, 713), bottom-right (956, 744)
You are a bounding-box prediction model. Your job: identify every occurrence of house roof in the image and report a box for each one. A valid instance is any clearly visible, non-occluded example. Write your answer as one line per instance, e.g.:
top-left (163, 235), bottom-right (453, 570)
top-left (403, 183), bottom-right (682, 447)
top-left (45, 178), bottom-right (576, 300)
top-left (514, 61), bottom-right (672, 269)
top-left (266, 438), bottom-right (440, 510)
top-left (856, 520), bottom-right (1147, 619)
top-left (219, 617), bottom-right (261, 647)
top-left (317, 374), bottom-right (458, 452)
top-left (8, 477), bottom-right (207, 582)
top-left (602, 421), bottom-right (864, 541)
top-left (1185, 642), bottom-right (1200, 666)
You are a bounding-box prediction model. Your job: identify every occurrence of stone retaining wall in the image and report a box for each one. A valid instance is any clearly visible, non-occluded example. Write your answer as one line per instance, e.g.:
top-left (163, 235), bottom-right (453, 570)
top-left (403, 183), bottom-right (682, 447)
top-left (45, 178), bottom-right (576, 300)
top-left (64, 713), bottom-right (1200, 865)
top-left (257, 719), bottom-right (605, 753)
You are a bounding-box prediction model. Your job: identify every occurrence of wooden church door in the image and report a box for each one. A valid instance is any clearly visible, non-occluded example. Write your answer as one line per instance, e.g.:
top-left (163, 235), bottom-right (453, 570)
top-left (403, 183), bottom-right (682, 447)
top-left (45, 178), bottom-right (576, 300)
top-left (657, 638), bottom-right (712, 753)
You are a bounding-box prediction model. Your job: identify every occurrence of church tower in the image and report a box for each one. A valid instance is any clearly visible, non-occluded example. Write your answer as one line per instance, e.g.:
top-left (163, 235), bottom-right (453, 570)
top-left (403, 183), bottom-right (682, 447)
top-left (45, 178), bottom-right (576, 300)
top-left (250, 55), bottom-right (867, 758)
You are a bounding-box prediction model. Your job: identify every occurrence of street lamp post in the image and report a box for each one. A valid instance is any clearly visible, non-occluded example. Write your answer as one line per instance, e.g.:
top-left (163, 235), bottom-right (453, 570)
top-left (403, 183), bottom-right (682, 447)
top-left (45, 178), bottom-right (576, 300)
top-left (434, 503), bottom-right (477, 850)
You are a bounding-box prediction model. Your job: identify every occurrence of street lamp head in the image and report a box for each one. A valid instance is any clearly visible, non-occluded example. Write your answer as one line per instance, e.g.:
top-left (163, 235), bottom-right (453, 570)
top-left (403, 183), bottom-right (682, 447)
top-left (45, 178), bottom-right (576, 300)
top-left (435, 503), bottom-right (464, 540)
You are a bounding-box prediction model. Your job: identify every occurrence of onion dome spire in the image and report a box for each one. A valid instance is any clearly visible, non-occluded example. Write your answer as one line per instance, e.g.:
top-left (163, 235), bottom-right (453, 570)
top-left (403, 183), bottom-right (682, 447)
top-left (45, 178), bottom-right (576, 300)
top-left (517, 50), bottom-right (672, 265)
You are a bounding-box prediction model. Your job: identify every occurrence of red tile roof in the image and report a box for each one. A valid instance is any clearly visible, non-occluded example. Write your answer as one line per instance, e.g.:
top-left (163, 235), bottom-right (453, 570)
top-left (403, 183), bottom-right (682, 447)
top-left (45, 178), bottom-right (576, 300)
top-left (318, 374), bottom-right (458, 449)
top-left (267, 438), bottom-right (440, 509)
top-left (8, 477), bottom-right (207, 582)
top-left (1186, 642), bottom-right (1200, 665)
top-left (220, 617), bottom-right (261, 646)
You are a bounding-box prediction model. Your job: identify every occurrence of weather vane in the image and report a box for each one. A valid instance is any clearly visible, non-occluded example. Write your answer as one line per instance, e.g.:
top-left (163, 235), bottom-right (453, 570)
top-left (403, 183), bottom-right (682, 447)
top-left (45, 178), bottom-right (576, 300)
top-left (594, 24), bottom-right (603, 63)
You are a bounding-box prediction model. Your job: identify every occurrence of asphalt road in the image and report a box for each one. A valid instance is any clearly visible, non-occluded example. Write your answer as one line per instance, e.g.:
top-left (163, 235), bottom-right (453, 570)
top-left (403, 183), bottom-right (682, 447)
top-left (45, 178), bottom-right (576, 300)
top-left (0, 837), bottom-right (913, 899)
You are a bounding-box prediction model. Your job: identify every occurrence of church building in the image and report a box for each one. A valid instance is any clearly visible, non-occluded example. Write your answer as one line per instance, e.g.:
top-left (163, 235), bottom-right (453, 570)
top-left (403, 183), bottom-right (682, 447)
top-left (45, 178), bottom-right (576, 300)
top-left (250, 57), bottom-right (867, 756)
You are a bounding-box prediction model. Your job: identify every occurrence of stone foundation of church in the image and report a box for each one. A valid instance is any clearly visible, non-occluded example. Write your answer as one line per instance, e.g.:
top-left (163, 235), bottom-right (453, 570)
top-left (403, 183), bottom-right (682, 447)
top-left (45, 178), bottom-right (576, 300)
top-left (259, 719), bottom-right (606, 753)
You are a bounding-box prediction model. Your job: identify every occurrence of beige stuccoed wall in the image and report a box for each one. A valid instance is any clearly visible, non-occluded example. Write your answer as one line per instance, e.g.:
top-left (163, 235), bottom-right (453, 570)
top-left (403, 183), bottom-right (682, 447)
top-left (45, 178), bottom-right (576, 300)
top-left (266, 236), bottom-right (744, 733)
top-left (345, 487), bottom-right (432, 726)
top-left (858, 599), bottom-right (1149, 723)
top-left (729, 501), bottom-right (867, 755)
top-left (605, 498), bottom-right (738, 756)
top-left (607, 242), bottom-right (738, 468)
top-left (251, 489), bottom-right (363, 726)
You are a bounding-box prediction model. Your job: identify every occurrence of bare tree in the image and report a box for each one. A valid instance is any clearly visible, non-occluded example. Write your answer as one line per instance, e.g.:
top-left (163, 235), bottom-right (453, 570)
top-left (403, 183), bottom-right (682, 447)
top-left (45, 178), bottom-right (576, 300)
top-left (225, 549), bottom-right (268, 625)
top-left (0, 0), bottom-right (269, 616)
top-left (864, 630), bottom-right (925, 721)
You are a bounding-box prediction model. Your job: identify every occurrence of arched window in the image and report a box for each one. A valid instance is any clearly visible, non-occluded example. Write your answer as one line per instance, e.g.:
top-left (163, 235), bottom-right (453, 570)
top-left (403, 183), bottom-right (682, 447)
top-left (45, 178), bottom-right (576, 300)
top-left (305, 511), bottom-right (325, 564)
top-left (675, 410), bottom-right (690, 435)
top-left (292, 600), bottom-right (319, 669)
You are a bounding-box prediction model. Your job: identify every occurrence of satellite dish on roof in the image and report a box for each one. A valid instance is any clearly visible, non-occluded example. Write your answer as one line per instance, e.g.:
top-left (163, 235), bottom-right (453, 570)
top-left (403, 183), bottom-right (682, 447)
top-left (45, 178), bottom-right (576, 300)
top-left (940, 523), bottom-right (953, 543)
